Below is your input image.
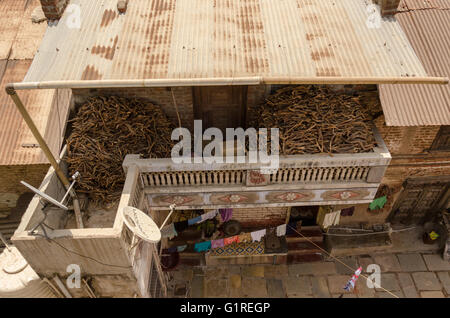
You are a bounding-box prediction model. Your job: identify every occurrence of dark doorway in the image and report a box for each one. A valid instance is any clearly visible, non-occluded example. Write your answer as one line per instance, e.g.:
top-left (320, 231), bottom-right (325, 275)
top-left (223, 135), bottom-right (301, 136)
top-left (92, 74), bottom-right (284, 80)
top-left (193, 86), bottom-right (248, 133)
top-left (289, 206), bottom-right (319, 226)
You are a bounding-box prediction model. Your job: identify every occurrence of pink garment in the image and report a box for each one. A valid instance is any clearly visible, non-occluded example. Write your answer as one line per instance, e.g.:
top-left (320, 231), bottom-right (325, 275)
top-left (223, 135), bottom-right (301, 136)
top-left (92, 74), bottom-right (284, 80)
top-left (211, 239), bottom-right (225, 249)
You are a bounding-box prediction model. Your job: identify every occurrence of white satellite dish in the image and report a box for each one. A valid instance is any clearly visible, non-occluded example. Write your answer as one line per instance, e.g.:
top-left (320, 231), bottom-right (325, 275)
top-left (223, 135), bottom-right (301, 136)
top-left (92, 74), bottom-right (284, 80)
top-left (20, 181), bottom-right (68, 210)
top-left (122, 206), bottom-right (161, 243)
top-left (20, 172), bottom-right (80, 211)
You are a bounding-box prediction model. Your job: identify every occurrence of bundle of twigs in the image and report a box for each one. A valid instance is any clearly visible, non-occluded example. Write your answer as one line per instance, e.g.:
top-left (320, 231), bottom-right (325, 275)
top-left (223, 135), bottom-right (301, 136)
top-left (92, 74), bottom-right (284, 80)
top-left (251, 85), bottom-right (379, 155)
top-left (67, 96), bottom-right (175, 204)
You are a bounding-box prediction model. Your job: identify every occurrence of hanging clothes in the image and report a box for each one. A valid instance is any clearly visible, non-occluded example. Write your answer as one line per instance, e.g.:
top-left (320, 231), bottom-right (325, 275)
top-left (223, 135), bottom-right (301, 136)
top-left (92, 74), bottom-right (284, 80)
top-left (194, 241), bottom-right (212, 253)
top-left (223, 235), bottom-right (239, 246)
top-left (369, 196), bottom-right (387, 211)
top-left (323, 211), bottom-right (341, 229)
top-left (188, 216), bottom-right (202, 226)
top-left (251, 229), bottom-right (266, 242)
top-left (238, 232), bottom-right (252, 243)
top-left (174, 220), bottom-right (189, 233)
top-left (343, 267), bottom-right (362, 291)
top-left (211, 239), bottom-right (225, 249)
top-left (201, 210), bottom-right (218, 222)
top-left (219, 208), bottom-right (233, 222)
top-left (160, 223), bottom-right (177, 239)
top-left (276, 224), bottom-right (287, 237)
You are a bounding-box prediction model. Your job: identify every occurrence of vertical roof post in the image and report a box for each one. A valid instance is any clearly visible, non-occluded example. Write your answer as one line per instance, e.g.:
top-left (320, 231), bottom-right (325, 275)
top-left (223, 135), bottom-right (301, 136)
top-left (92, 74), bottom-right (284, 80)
top-left (376, 0), bottom-right (401, 16)
top-left (5, 85), bottom-right (84, 228)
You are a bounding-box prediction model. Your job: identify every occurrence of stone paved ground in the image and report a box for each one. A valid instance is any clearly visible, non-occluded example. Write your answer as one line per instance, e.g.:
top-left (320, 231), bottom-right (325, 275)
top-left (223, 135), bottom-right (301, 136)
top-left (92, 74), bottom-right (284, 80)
top-left (167, 251), bottom-right (450, 298)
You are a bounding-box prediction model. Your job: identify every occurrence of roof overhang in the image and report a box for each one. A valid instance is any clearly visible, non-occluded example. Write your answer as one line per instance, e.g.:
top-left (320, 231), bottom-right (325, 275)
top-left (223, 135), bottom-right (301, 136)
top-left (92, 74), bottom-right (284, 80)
top-left (17, 0), bottom-right (448, 87)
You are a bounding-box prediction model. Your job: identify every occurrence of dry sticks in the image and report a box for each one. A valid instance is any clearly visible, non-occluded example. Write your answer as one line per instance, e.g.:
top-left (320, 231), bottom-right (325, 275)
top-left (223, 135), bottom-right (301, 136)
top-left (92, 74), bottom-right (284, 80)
top-left (66, 96), bottom-right (175, 204)
top-left (251, 85), bottom-right (379, 155)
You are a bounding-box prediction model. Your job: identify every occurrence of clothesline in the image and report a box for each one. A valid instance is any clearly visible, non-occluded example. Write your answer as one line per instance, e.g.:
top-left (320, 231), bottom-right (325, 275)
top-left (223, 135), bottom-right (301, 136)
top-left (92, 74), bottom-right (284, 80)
top-left (163, 223), bottom-right (288, 254)
top-left (160, 208), bottom-right (233, 239)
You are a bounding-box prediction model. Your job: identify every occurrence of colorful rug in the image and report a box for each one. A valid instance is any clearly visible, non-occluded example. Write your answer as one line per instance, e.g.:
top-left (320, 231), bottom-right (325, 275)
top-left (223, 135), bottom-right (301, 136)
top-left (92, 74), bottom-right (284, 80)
top-left (209, 241), bottom-right (265, 257)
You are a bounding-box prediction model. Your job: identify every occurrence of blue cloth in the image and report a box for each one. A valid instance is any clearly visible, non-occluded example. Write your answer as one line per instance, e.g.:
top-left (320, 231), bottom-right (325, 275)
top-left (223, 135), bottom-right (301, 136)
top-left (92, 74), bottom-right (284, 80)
top-left (194, 241), bottom-right (212, 252)
top-left (188, 216), bottom-right (202, 226)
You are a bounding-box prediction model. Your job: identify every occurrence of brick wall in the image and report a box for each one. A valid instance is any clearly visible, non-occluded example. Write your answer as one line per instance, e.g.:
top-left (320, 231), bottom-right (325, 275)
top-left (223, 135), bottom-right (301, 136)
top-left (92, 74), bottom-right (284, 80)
top-left (0, 164), bottom-right (49, 217)
top-left (40, 0), bottom-right (68, 20)
top-left (383, 165), bottom-right (449, 186)
top-left (374, 115), bottom-right (441, 155)
top-left (74, 85), bottom-right (270, 133)
top-left (230, 206), bottom-right (288, 229)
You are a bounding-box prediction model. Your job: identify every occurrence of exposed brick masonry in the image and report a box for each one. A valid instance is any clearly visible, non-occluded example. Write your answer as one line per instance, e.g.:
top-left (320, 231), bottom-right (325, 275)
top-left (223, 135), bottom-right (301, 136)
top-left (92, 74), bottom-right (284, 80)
top-left (40, 0), bottom-right (68, 20)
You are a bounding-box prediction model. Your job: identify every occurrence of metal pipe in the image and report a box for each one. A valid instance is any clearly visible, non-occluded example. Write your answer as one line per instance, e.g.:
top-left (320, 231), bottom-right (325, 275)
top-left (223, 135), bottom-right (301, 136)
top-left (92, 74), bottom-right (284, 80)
top-left (6, 86), bottom-right (84, 228)
top-left (6, 76), bottom-right (449, 91)
top-left (159, 204), bottom-right (177, 230)
top-left (262, 76), bottom-right (449, 85)
top-left (8, 77), bottom-right (262, 90)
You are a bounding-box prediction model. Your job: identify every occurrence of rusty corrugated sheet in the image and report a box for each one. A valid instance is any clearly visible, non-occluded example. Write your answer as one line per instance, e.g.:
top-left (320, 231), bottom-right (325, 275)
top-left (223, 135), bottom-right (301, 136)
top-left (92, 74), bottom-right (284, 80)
top-left (0, 60), bottom-right (69, 165)
top-left (379, 0), bottom-right (450, 126)
top-left (24, 0), bottom-right (428, 82)
top-left (0, 0), bottom-right (47, 60)
top-left (0, 0), bottom-right (27, 59)
top-left (0, 0), bottom-right (69, 165)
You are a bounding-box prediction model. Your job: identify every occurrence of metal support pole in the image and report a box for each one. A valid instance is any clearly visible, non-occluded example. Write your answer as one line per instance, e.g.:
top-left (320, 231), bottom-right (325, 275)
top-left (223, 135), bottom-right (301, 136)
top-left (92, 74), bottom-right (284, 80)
top-left (6, 85), bottom-right (84, 228)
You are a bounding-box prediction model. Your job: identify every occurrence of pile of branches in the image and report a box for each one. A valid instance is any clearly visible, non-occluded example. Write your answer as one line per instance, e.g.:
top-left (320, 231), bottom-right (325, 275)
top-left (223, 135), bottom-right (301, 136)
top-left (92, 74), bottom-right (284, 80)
top-left (67, 96), bottom-right (175, 204)
top-left (251, 85), bottom-right (379, 155)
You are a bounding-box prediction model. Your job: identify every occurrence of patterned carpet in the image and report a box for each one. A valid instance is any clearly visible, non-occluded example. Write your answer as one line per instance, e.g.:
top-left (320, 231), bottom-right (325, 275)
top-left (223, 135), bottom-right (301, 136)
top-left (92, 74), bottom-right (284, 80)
top-left (209, 241), bottom-right (265, 257)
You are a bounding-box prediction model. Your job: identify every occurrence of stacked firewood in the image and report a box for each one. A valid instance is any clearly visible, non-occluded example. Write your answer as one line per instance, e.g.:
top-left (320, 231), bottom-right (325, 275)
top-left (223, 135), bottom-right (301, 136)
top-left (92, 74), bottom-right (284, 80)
top-left (251, 85), bottom-right (380, 155)
top-left (66, 96), bottom-right (175, 204)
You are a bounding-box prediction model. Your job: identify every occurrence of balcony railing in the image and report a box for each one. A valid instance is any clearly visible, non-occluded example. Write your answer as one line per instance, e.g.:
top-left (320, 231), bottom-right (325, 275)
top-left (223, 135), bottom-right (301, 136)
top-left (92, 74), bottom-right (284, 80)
top-left (123, 127), bottom-right (391, 209)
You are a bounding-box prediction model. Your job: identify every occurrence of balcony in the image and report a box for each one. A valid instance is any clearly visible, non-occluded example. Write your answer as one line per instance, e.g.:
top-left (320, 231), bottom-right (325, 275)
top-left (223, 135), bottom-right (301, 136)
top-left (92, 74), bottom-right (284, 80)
top-left (125, 127), bottom-right (391, 210)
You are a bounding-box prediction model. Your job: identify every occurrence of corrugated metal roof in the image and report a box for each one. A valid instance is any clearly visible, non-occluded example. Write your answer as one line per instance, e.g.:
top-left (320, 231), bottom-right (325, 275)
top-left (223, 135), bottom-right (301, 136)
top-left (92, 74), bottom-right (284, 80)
top-left (0, 0), bottom-right (70, 165)
top-left (0, 60), bottom-right (69, 165)
top-left (379, 0), bottom-right (450, 126)
top-left (0, 0), bottom-right (48, 60)
top-left (24, 0), bottom-right (429, 82)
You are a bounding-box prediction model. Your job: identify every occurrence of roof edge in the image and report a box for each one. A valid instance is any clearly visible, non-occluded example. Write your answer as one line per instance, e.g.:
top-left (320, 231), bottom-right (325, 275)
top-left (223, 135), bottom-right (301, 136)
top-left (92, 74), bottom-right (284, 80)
top-left (9, 76), bottom-right (449, 90)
